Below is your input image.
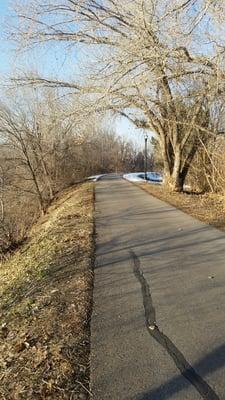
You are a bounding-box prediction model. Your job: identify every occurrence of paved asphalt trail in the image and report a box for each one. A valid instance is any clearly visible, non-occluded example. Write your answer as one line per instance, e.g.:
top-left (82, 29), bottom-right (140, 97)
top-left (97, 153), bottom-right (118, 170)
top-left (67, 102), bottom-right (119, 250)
top-left (90, 175), bottom-right (225, 400)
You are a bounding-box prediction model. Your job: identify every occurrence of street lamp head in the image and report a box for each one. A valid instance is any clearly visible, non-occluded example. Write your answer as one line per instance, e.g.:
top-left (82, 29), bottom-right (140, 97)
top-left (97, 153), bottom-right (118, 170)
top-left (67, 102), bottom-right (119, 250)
top-left (144, 133), bottom-right (148, 140)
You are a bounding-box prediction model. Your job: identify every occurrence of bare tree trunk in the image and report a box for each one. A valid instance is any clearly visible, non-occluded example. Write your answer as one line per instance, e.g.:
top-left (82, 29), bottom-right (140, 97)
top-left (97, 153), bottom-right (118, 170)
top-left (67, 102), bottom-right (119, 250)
top-left (22, 144), bottom-right (46, 214)
top-left (161, 136), bottom-right (183, 192)
top-left (40, 156), bottom-right (54, 200)
top-left (164, 170), bottom-right (184, 192)
top-left (27, 159), bottom-right (45, 214)
top-left (163, 145), bottom-right (185, 191)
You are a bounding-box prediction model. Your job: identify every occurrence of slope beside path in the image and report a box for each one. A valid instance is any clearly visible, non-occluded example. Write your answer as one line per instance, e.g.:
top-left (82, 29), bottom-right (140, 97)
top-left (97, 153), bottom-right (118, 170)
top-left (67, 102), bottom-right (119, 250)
top-left (0, 183), bottom-right (94, 400)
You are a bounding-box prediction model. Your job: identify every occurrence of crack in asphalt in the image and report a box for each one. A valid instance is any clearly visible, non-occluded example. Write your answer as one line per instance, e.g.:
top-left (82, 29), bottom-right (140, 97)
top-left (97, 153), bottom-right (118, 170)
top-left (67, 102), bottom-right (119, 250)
top-left (130, 250), bottom-right (220, 400)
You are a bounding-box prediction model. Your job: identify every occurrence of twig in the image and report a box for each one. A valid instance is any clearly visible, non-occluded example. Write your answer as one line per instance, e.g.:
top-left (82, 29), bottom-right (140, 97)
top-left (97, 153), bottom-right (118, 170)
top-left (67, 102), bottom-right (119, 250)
top-left (76, 380), bottom-right (93, 397)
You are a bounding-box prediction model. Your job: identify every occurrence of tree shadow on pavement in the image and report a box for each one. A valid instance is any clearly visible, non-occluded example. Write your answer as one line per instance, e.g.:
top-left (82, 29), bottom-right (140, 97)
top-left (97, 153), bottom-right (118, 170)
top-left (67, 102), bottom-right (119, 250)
top-left (136, 344), bottom-right (225, 400)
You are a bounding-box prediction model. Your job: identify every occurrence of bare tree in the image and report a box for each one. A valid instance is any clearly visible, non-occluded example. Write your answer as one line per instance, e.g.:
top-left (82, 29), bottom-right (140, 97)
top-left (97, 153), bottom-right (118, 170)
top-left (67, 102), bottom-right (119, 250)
top-left (8, 0), bottom-right (225, 191)
top-left (0, 86), bottom-right (138, 253)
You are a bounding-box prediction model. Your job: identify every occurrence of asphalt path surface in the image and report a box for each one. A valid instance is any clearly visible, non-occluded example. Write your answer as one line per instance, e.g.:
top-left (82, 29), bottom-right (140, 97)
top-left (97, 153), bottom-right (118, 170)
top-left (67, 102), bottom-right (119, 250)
top-left (91, 175), bottom-right (225, 400)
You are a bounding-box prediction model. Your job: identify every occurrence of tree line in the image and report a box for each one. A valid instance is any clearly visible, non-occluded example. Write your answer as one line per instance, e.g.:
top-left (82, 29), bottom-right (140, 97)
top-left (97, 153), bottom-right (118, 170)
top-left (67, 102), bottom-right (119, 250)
top-left (0, 89), bottom-right (146, 255)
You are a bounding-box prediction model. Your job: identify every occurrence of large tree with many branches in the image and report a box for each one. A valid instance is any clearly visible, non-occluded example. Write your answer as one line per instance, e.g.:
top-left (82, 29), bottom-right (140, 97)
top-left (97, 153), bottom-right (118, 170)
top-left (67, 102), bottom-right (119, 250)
top-left (9, 0), bottom-right (225, 191)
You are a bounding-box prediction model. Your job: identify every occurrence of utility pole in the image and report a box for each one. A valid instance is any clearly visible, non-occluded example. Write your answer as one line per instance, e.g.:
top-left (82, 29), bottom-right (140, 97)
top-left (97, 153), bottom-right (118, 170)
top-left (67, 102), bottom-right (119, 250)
top-left (144, 134), bottom-right (148, 180)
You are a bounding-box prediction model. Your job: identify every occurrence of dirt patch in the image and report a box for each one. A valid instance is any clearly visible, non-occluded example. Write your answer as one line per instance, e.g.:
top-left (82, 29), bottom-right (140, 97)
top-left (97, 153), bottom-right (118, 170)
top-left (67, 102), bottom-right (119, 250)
top-left (138, 183), bottom-right (225, 231)
top-left (0, 183), bottom-right (94, 399)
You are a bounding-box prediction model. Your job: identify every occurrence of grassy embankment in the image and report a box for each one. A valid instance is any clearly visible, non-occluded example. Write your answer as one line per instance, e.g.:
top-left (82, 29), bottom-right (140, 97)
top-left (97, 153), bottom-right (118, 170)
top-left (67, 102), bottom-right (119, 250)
top-left (139, 183), bottom-right (225, 231)
top-left (0, 183), bottom-right (94, 400)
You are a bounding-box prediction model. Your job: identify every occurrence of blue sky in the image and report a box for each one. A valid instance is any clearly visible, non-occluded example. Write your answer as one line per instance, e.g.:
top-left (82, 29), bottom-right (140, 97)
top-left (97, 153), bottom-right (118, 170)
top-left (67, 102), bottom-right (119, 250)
top-left (0, 1), bottom-right (148, 148)
top-left (0, 1), bottom-right (81, 79)
top-left (0, 0), bottom-right (12, 74)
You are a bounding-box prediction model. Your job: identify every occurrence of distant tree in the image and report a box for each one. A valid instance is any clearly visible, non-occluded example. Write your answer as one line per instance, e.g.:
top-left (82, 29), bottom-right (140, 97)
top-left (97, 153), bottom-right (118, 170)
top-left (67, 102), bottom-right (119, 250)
top-left (135, 152), bottom-right (145, 172)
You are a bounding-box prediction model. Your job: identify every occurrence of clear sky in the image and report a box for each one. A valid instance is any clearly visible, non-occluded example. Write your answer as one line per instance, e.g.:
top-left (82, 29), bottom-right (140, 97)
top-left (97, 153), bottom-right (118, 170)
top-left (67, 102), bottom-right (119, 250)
top-left (0, 1), bottom-right (149, 149)
top-left (0, 0), bottom-right (12, 74)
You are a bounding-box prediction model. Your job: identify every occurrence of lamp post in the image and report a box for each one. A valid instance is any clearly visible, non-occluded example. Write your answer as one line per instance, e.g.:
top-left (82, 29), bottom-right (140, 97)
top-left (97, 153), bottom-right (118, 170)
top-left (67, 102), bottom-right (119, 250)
top-left (144, 133), bottom-right (148, 181)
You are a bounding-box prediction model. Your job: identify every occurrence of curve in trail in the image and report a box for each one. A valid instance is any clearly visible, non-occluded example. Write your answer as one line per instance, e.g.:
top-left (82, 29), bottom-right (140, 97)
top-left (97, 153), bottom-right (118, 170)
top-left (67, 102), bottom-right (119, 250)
top-left (130, 250), bottom-right (220, 400)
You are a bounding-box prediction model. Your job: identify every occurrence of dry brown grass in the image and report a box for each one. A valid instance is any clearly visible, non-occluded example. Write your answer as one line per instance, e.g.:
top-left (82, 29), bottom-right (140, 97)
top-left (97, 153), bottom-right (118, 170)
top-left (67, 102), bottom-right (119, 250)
top-left (0, 183), bottom-right (94, 400)
top-left (139, 183), bottom-right (225, 231)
